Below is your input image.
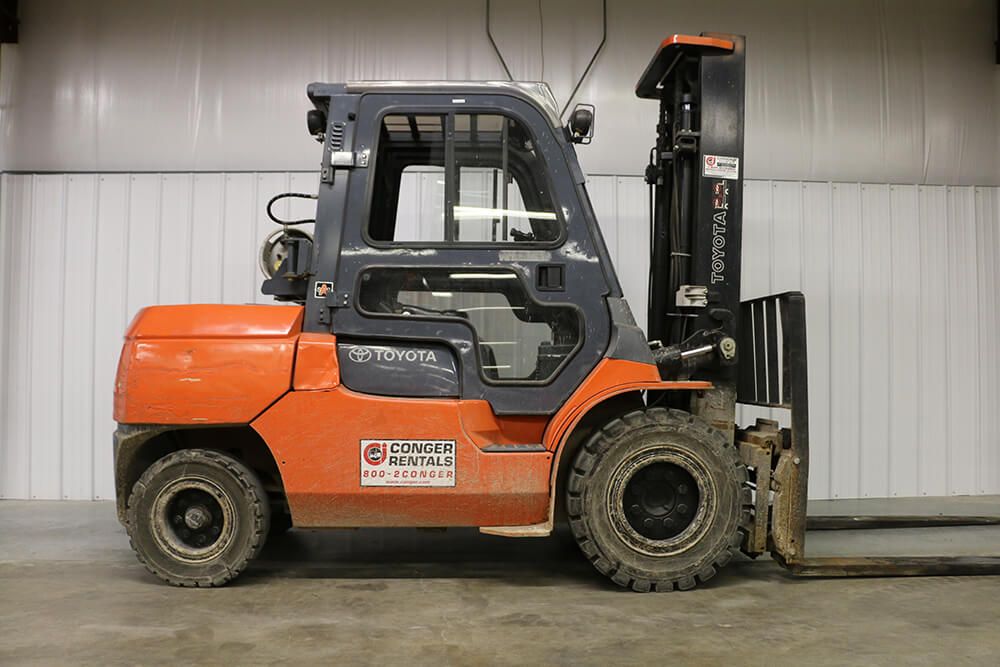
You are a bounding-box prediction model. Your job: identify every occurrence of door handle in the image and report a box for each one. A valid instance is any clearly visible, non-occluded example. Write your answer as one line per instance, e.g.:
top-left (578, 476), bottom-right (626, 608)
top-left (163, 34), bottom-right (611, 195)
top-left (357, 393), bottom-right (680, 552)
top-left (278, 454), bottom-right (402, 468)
top-left (537, 264), bottom-right (565, 291)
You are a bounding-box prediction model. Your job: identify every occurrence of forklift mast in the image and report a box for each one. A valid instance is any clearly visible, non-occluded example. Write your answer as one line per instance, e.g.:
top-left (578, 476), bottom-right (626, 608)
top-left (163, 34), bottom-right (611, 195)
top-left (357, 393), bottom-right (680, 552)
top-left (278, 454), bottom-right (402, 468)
top-left (637, 35), bottom-right (1000, 577)
top-left (638, 34), bottom-right (745, 354)
top-left (636, 34), bottom-right (746, 442)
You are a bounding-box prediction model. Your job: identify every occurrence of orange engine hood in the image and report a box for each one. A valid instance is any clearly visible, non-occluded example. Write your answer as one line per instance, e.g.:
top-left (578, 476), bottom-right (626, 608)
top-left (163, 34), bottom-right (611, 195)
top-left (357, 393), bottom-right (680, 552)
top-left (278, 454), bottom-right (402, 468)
top-left (124, 304), bottom-right (304, 339)
top-left (114, 304), bottom-right (304, 425)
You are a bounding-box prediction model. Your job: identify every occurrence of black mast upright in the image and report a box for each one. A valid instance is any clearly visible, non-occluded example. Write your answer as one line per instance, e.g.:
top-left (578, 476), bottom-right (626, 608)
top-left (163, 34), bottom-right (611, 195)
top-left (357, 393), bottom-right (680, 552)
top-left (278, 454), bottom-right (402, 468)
top-left (638, 34), bottom-right (745, 354)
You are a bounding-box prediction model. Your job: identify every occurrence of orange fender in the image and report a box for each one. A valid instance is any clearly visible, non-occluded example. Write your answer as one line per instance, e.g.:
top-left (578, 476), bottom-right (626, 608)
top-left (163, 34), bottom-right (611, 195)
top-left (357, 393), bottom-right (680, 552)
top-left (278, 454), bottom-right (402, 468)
top-left (482, 359), bottom-right (710, 537)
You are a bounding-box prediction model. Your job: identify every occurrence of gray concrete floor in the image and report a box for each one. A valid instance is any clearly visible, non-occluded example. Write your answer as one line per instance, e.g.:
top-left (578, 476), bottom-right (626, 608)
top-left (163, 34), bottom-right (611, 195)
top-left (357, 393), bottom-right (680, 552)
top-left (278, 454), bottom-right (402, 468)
top-left (1, 498), bottom-right (999, 666)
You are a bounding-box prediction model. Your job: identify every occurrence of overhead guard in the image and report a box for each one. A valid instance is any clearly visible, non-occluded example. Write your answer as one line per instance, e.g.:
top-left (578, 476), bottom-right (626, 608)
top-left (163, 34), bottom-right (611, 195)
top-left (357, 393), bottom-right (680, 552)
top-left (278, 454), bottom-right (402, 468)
top-left (635, 33), bottom-right (736, 99)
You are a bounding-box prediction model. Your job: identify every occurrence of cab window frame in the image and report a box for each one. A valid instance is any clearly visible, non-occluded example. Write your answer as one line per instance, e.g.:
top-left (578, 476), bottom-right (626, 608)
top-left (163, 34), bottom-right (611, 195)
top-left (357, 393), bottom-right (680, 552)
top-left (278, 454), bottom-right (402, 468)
top-left (352, 265), bottom-right (585, 387)
top-left (360, 102), bottom-right (568, 250)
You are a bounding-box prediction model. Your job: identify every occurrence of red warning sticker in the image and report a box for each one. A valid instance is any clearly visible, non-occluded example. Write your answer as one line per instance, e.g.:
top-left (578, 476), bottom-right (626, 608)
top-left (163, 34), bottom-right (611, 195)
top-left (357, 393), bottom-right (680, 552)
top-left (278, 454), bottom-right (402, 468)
top-left (360, 440), bottom-right (456, 487)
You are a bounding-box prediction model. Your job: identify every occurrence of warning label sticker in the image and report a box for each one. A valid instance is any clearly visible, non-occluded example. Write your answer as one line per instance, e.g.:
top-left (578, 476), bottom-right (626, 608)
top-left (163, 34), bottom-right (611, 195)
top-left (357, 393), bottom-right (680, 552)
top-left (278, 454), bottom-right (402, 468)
top-left (360, 440), bottom-right (456, 487)
top-left (703, 154), bottom-right (740, 180)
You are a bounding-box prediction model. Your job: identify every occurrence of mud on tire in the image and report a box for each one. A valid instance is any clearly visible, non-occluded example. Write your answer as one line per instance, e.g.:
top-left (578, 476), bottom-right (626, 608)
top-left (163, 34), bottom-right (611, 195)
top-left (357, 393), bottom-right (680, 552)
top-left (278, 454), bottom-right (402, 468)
top-left (566, 408), bottom-right (750, 592)
top-left (125, 449), bottom-right (270, 587)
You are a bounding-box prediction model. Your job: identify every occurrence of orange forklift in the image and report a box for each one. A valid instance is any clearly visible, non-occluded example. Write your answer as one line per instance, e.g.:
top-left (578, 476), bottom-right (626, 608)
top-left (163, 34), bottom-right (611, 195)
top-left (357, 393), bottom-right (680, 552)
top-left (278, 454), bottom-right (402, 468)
top-left (113, 33), bottom-right (1000, 590)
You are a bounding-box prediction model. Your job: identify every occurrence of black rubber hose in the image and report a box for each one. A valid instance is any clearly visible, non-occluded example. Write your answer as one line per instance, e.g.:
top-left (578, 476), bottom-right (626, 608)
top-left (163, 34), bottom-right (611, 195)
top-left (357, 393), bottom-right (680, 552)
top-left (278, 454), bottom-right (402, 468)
top-left (266, 192), bottom-right (317, 226)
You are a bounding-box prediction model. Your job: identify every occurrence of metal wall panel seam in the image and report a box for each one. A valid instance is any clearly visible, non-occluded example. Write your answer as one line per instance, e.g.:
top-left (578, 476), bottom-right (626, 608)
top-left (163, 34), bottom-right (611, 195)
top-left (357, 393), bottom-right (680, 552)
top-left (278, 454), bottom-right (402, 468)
top-left (89, 177), bottom-right (102, 498)
top-left (825, 181), bottom-right (834, 498)
top-left (854, 183), bottom-right (863, 499)
top-left (0, 175), bottom-right (8, 498)
top-left (154, 175), bottom-right (164, 305)
top-left (943, 187), bottom-right (953, 495)
top-left (917, 185), bottom-right (951, 496)
top-left (993, 189), bottom-right (1000, 493)
top-left (886, 184), bottom-right (919, 497)
top-left (186, 173), bottom-right (196, 303)
top-left (249, 173), bottom-right (259, 304)
top-left (25, 175), bottom-right (35, 498)
top-left (57, 174), bottom-right (70, 498)
top-left (60, 175), bottom-right (89, 498)
top-left (973, 187), bottom-right (985, 493)
top-left (767, 180), bottom-right (776, 424)
top-left (218, 175), bottom-right (228, 304)
top-left (914, 186), bottom-right (923, 495)
top-left (948, 186), bottom-right (980, 495)
top-left (885, 186), bottom-right (894, 496)
top-left (0, 175), bottom-right (7, 497)
top-left (13, 176), bottom-right (34, 498)
top-left (994, 187), bottom-right (1000, 494)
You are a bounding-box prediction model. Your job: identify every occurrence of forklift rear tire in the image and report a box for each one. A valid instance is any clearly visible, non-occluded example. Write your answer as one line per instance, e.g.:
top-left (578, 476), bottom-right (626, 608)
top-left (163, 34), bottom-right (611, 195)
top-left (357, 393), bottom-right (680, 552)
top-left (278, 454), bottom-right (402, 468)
top-left (125, 449), bottom-right (271, 587)
top-left (566, 408), bottom-right (749, 592)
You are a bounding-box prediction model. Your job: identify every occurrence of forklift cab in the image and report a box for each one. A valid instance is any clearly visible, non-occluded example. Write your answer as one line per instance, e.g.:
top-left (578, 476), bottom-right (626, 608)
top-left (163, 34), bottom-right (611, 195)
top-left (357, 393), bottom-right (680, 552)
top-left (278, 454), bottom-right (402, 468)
top-left (295, 81), bottom-right (641, 416)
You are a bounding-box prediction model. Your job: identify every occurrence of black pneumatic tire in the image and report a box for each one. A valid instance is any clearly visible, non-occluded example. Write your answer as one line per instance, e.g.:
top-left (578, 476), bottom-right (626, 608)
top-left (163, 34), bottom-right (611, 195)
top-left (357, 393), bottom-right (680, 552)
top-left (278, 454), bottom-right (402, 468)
top-left (566, 408), bottom-right (750, 592)
top-left (126, 449), bottom-right (271, 587)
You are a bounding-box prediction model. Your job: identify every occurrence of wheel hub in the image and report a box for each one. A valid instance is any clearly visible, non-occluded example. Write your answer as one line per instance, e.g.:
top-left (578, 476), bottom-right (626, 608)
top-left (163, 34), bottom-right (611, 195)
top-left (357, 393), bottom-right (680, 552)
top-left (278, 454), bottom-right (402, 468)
top-left (623, 462), bottom-right (700, 541)
top-left (183, 505), bottom-right (212, 530)
top-left (167, 489), bottom-right (225, 550)
top-left (151, 479), bottom-right (234, 562)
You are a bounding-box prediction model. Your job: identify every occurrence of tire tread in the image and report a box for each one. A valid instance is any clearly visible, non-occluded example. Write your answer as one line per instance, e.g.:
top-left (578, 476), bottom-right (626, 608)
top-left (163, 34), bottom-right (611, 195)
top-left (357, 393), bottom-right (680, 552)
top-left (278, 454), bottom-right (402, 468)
top-left (565, 408), bottom-right (749, 592)
top-left (125, 449), bottom-right (269, 588)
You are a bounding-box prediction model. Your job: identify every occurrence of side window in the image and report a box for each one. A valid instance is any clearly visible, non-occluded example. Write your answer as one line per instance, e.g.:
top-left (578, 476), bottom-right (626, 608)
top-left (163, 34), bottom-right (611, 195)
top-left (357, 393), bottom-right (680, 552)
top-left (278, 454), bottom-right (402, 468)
top-left (368, 112), bottom-right (561, 244)
top-left (358, 268), bottom-right (580, 382)
top-left (394, 165), bottom-right (445, 242)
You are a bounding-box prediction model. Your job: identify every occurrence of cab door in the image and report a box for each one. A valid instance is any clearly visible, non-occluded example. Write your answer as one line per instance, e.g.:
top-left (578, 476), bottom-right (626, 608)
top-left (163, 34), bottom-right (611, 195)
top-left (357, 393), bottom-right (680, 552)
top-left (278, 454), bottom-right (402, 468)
top-left (328, 93), bottom-right (613, 416)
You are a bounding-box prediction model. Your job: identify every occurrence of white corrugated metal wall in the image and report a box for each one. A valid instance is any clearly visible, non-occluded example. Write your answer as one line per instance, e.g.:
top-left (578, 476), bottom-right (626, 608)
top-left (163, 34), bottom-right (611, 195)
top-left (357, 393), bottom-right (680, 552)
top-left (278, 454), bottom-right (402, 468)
top-left (1, 0), bottom-right (999, 500)
top-left (2, 173), bottom-right (998, 500)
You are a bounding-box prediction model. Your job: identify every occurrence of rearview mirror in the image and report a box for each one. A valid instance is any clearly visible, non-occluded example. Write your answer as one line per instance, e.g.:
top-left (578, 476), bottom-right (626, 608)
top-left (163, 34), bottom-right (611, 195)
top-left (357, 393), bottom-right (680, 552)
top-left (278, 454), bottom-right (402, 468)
top-left (306, 109), bottom-right (327, 142)
top-left (568, 104), bottom-right (594, 144)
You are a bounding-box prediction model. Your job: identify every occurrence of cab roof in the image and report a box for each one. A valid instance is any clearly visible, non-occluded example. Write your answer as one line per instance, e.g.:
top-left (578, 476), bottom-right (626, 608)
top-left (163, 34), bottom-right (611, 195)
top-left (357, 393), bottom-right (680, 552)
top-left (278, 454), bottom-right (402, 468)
top-left (307, 81), bottom-right (563, 127)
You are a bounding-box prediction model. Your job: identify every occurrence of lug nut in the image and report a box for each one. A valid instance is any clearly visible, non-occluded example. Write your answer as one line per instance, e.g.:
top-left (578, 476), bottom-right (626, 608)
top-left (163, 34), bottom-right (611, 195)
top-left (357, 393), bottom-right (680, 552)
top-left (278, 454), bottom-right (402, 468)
top-left (678, 504), bottom-right (689, 514)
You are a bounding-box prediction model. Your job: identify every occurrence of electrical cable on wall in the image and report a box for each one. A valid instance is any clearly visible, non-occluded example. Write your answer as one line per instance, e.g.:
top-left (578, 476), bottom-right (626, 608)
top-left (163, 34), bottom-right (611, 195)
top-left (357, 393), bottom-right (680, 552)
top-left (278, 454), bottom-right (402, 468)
top-left (486, 0), bottom-right (513, 81)
top-left (538, 0), bottom-right (545, 82)
top-left (486, 0), bottom-right (607, 120)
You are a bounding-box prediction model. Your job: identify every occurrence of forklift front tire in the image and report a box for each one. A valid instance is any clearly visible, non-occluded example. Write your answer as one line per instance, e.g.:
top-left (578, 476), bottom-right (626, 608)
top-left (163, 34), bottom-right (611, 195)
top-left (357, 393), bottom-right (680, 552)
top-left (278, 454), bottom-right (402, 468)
top-left (567, 408), bottom-right (750, 592)
top-left (125, 449), bottom-right (271, 587)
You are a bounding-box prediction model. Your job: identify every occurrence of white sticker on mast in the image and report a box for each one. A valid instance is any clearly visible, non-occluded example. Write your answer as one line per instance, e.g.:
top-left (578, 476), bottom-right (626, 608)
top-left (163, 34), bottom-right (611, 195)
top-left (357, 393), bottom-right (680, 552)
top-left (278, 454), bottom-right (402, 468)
top-left (703, 155), bottom-right (740, 180)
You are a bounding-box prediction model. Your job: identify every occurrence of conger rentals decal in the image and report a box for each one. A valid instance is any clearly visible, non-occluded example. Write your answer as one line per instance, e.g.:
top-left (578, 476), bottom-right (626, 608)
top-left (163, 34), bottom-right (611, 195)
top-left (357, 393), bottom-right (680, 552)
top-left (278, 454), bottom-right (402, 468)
top-left (360, 439), bottom-right (456, 487)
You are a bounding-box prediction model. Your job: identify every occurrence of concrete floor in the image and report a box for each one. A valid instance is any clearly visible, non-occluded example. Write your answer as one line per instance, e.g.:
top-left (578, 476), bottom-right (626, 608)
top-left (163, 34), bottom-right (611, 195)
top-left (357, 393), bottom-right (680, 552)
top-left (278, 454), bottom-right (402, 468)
top-left (1, 498), bottom-right (999, 666)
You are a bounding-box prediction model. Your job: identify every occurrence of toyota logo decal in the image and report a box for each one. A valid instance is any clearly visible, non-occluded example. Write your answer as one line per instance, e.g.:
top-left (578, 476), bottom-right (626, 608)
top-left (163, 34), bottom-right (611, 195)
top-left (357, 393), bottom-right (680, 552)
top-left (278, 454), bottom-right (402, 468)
top-left (348, 347), bottom-right (372, 363)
